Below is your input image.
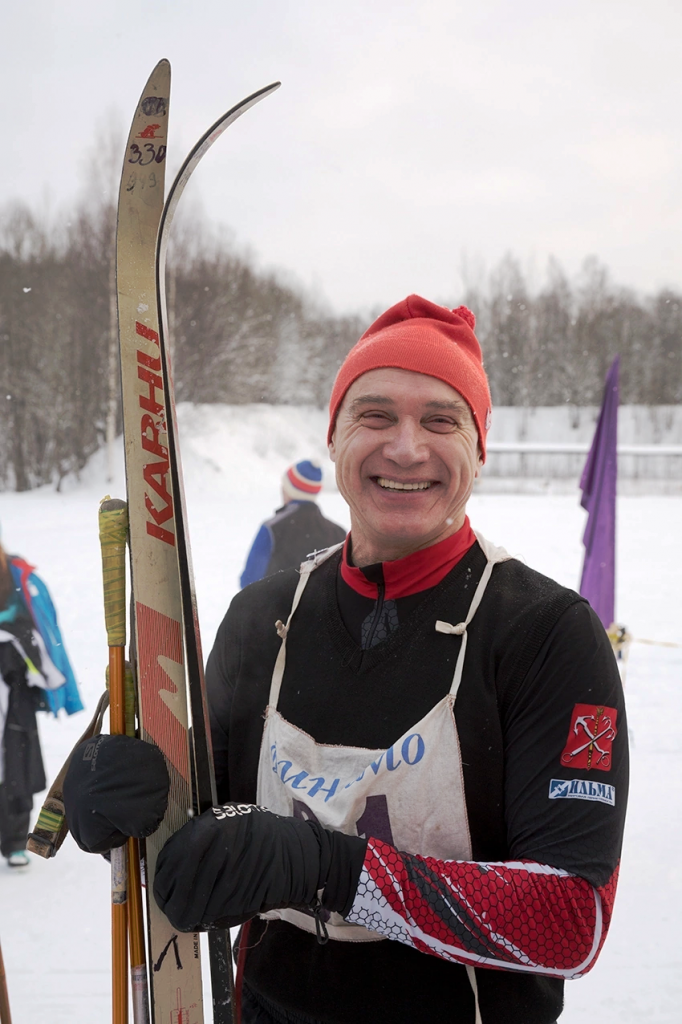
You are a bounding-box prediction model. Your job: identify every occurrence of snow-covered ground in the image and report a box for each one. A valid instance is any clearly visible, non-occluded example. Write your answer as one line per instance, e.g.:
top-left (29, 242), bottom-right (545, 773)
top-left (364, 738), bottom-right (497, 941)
top-left (0, 403), bottom-right (680, 1022)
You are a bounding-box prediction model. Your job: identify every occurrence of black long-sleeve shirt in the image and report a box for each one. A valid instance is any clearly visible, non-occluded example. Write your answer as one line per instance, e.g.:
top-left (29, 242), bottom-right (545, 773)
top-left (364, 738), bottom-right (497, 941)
top-left (206, 542), bottom-right (627, 1024)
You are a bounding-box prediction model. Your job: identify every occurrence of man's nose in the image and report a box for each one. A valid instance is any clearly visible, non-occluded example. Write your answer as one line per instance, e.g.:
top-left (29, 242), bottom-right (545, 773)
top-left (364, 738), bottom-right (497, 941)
top-left (382, 419), bottom-right (429, 465)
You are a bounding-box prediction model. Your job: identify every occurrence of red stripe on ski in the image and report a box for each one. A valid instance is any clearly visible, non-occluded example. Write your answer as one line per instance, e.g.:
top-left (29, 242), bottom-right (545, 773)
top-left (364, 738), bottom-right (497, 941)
top-left (135, 602), bottom-right (189, 781)
top-left (146, 522), bottom-right (175, 546)
top-left (136, 321), bottom-right (160, 344)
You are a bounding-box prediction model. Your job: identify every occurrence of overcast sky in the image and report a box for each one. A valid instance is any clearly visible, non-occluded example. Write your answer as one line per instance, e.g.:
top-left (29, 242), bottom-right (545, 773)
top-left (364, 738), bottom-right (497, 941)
top-left (2, 0), bottom-right (682, 315)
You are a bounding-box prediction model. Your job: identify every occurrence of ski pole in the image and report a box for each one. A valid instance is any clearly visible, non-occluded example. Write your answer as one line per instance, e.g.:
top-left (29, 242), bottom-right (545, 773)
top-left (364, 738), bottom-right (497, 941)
top-left (124, 662), bottom-right (150, 1024)
top-left (0, 937), bottom-right (11, 1024)
top-left (99, 497), bottom-right (131, 1024)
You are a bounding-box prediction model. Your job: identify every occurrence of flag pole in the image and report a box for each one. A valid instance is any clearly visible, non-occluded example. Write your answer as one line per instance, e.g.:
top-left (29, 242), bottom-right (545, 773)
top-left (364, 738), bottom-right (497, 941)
top-left (579, 355), bottom-right (620, 629)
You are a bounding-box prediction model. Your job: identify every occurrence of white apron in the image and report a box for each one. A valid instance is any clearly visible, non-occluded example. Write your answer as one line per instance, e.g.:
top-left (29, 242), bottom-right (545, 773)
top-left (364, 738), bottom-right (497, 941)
top-left (256, 532), bottom-right (510, 1020)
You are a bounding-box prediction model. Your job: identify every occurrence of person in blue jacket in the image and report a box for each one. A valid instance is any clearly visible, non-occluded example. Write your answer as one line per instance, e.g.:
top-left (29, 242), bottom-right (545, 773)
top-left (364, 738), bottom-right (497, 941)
top-left (0, 529), bottom-right (82, 867)
top-left (240, 460), bottom-right (346, 589)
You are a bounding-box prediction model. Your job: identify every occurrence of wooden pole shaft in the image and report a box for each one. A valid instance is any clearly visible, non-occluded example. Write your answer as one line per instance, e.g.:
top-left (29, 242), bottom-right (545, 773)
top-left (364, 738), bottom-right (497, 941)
top-left (109, 645), bottom-right (129, 1024)
top-left (100, 499), bottom-right (131, 1024)
top-left (109, 646), bottom-right (126, 735)
top-left (127, 838), bottom-right (150, 1024)
top-left (127, 840), bottom-right (145, 967)
top-left (112, 897), bottom-right (128, 1024)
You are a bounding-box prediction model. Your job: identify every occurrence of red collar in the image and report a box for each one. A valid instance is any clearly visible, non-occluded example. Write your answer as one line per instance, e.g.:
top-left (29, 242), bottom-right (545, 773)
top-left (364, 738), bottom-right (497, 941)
top-left (341, 519), bottom-right (476, 599)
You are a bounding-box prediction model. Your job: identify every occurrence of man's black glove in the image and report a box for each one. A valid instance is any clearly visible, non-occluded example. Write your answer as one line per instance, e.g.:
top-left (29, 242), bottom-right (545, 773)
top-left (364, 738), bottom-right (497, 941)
top-left (63, 734), bottom-right (170, 854)
top-left (153, 803), bottom-right (367, 933)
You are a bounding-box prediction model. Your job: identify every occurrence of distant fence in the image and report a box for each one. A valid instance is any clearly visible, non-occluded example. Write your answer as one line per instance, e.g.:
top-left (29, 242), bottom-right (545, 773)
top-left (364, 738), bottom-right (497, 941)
top-left (479, 407), bottom-right (682, 493)
top-left (484, 442), bottom-right (682, 481)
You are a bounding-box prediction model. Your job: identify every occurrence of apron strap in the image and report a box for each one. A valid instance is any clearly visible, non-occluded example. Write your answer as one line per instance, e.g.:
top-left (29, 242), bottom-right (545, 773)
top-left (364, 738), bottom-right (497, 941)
top-left (465, 965), bottom-right (483, 1024)
top-left (269, 541), bottom-right (345, 709)
top-left (435, 530), bottom-right (511, 698)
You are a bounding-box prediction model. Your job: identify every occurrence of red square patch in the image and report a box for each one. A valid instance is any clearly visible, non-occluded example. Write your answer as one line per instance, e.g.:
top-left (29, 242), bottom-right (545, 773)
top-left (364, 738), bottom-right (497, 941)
top-left (561, 704), bottom-right (618, 771)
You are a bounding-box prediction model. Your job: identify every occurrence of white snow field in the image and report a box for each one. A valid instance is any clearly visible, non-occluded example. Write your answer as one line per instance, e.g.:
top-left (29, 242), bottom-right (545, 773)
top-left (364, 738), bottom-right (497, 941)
top-left (0, 403), bottom-right (680, 1022)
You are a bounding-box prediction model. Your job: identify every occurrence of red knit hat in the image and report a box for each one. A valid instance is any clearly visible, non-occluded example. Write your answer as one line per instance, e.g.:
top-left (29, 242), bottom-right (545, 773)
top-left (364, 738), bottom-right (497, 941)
top-left (328, 295), bottom-right (493, 460)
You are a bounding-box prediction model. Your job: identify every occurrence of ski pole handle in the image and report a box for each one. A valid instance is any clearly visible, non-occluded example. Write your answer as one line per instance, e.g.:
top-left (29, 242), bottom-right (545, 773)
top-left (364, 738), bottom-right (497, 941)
top-left (99, 498), bottom-right (129, 649)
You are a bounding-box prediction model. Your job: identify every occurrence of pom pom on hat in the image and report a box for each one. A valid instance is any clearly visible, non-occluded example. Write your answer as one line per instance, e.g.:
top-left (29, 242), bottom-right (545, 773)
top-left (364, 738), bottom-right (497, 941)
top-left (282, 460), bottom-right (323, 502)
top-left (327, 295), bottom-right (492, 460)
top-left (452, 305), bottom-right (476, 330)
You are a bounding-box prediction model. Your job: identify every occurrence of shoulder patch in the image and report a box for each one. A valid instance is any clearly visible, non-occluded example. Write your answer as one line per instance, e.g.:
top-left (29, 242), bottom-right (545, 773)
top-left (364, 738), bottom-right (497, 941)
top-left (561, 703), bottom-right (617, 771)
top-left (549, 778), bottom-right (616, 807)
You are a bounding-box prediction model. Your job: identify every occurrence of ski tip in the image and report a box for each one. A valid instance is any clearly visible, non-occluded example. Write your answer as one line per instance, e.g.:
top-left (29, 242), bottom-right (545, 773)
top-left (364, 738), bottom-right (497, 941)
top-left (145, 57), bottom-right (171, 80)
top-left (253, 81), bottom-right (282, 103)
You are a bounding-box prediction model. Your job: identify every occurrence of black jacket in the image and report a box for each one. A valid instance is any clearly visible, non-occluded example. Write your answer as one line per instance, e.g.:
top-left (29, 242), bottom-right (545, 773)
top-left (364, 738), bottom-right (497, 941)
top-left (241, 502), bottom-right (346, 588)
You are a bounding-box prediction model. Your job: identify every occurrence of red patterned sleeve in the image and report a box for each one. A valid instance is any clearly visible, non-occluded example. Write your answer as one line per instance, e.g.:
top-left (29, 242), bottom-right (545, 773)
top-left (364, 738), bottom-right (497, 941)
top-left (345, 839), bottom-right (619, 978)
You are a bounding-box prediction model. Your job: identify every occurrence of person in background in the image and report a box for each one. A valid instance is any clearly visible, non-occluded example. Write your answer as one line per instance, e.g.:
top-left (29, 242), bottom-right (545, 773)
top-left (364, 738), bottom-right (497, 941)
top-left (0, 529), bottom-right (82, 868)
top-left (240, 459), bottom-right (346, 588)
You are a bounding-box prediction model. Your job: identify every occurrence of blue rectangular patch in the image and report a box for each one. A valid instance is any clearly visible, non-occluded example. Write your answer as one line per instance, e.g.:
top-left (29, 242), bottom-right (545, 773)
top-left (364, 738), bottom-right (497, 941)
top-left (549, 778), bottom-right (615, 807)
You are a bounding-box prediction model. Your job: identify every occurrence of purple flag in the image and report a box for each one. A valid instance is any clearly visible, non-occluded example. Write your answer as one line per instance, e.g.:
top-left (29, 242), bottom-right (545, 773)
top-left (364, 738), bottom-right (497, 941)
top-left (579, 356), bottom-right (620, 628)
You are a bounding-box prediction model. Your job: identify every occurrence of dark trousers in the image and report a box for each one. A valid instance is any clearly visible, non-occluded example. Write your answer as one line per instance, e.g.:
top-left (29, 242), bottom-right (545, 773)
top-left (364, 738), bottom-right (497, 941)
top-left (241, 985), bottom-right (559, 1024)
top-left (0, 783), bottom-right (31, 858)
top-left (242, 986), bottom-right (320, 1024)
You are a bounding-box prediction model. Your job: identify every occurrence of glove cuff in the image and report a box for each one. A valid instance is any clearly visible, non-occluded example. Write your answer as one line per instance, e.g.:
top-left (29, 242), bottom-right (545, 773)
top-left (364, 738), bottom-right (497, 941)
top-left (306, 821), bottom-right (367, 917)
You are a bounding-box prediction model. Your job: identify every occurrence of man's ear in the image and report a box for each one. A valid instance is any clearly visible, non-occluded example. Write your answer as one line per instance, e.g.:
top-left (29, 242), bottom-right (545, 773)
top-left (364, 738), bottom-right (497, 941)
top-left (328, 434), bottom-right (337, 463)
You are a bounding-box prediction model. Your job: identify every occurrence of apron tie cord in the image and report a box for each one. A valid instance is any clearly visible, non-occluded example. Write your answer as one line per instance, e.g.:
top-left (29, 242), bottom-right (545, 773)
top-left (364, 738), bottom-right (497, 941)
top-left (435, 620), bottom-right (466, 635)
top-left (435, 543), bottom-right (509, 698)
top-left (269, 544), bottom-right (345, 708)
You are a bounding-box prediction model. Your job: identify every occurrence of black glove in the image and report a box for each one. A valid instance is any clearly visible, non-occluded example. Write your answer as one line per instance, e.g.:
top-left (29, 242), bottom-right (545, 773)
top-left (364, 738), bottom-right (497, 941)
top-left (63, 734), bottom-right (170, 854)
top-left (153, 803), bottom-right (367, 933)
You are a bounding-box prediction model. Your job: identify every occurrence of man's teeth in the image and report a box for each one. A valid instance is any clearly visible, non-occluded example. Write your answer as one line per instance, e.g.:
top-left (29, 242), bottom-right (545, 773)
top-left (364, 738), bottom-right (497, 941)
top-left (376, 478), bottom-right (432, 491)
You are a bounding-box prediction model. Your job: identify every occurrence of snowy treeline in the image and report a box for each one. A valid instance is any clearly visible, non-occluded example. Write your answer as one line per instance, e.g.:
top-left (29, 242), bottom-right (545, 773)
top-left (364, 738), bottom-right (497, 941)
top-left (0, 200), bottom-right (361, 491)
top-left (1, 195), bottom-right (681, 491)
top-left (168, 221), bottom-right (362, 407)
top-left (464, 254), bottom-right (682, 407)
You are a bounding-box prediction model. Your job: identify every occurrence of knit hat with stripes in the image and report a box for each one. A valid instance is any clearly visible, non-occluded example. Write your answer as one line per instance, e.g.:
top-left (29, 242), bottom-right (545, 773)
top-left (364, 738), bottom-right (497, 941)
top-left (282, 460), bottom-right (323, 502)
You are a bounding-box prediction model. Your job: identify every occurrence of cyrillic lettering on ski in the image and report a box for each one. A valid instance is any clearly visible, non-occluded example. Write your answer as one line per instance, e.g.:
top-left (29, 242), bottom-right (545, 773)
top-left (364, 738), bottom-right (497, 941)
top-left (135, 602), bottom-right (189, 781)
top-left (135, 321), bottom-right (175, 547)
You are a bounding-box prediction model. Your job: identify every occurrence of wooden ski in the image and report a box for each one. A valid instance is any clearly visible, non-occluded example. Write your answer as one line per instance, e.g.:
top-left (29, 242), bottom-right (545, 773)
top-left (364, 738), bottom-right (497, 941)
top-left (117, 59), bottom-right (280, 1022)
top-left (116, 59), bottom-right (204, 1024)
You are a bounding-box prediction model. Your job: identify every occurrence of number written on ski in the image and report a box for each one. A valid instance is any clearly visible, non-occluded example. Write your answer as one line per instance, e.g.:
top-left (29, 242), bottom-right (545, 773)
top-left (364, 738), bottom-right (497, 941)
top-left (126, 171), bottom-right (160, 194)
top-left (128, 142), bottom-right (167, 166)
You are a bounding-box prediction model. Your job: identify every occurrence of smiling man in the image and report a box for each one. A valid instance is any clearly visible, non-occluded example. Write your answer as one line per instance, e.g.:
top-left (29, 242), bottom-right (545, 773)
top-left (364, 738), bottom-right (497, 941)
top-left (64, 296), bottom-right (628, 1024)
top-left (330, 369), bottom-right (481, 562)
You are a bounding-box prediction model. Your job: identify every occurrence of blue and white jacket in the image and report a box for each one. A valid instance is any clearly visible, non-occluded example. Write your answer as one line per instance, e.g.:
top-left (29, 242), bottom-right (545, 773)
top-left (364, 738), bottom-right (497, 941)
top-left (6, 557), bottom-right (83, 717)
